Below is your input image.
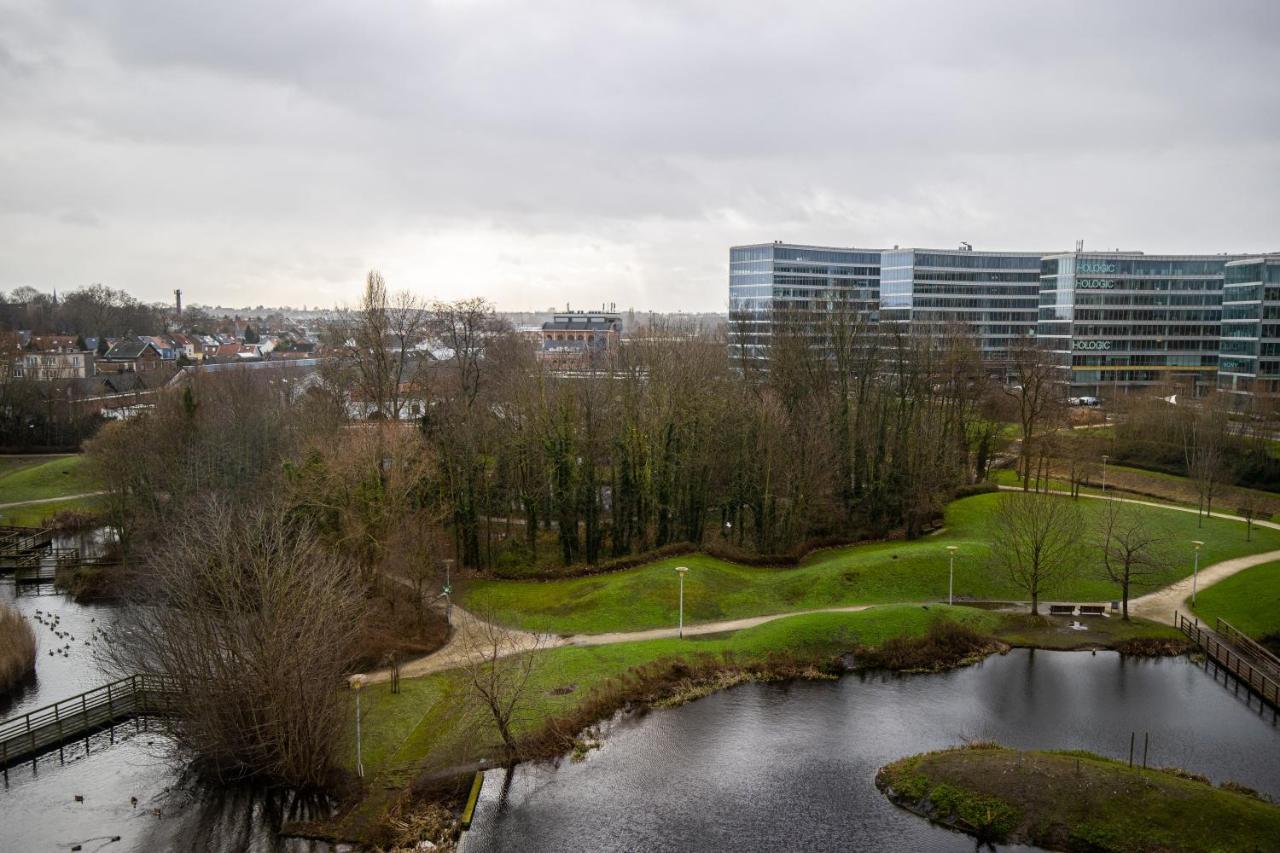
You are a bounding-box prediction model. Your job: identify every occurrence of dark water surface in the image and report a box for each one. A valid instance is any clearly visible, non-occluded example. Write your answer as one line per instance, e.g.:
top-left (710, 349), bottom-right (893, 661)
top-left (466, 650), bottom-right (1280, 853)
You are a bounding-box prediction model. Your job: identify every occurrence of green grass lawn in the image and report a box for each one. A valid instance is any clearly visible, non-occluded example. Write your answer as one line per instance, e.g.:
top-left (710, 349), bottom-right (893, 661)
top-left (353, 604), bottom-right (1003, 776)
top-left (1192, 560), bottom-right (1280, 641)
top-left (0, 456), bottom-right (54, 478)
top-left (0, 455), bottom-right (97, 505)
top-left (459, 493), bottom-right (1280, 635)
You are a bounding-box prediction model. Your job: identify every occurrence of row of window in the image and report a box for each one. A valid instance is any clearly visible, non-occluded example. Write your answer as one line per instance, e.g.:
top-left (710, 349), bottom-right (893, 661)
top-left (1224, 260), bottom-right (1280, 285)
top-left (1043, 257), bottom-right (1227, 277)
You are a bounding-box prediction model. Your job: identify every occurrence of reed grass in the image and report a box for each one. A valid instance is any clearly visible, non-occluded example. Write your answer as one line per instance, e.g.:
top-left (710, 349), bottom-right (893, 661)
top-left (0, 602), bottom-right (36, 694)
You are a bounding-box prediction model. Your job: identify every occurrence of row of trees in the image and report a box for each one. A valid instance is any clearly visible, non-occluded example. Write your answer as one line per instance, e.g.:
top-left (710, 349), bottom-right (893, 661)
top-left (319, 281), bottom-right (1010, 574)
top-left (2, 284), bottom-right (167, 338)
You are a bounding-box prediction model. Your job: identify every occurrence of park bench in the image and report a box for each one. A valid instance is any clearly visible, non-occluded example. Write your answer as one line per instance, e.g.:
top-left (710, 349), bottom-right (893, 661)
top-left (1079, 605), bottom-right (1107, 617)
top-left (1048, 604), bottom-right (1076, 616)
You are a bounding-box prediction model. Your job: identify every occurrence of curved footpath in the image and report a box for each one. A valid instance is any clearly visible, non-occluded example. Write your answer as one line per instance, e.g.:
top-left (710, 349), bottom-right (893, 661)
top-left (995, 485), bottom-right (1280, 623)
top-left (368, 491), bottom-right (1278, 684)
top-left (0, 490), bottom-right (107, 510)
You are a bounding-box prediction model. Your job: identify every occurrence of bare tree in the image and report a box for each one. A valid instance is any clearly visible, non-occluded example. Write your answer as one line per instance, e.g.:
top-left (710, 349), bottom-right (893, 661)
top-left (1182, 392), bottom-right (1232, 526)
top-left (990, 493), bottom-right (1081, 615)
top-left (457, 611), bottom-right (549, 763)
top-left (1094, 500), bottom-right (1166, 619)
top-left (1004, 339), bottom-right (1061, 492)
top-left (324, 271), bottom-right (428, 420)
top-left (105, 502), bottom-right (367, 787)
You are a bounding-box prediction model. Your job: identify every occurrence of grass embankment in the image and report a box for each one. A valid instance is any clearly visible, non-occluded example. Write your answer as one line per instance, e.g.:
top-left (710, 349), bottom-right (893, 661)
top-left (1192, 560), bottom-right (1280, 652)
top-left (334, 604), bottom-right (1179, 844)
top-left (0, 454), bottom-right (96, 503)
top-left (0, 455), bottom-right (103, 527)
top-left (0, 603), bottom-right (37, 695)
top-left (328, 607), bottom-right (1004, 844)
top-left (877, 744), bottom-right (1280, 852)
top-left (355, 605), bottom-right (1003, 776)
top-left (460, 493), bottom-right (1280, 636)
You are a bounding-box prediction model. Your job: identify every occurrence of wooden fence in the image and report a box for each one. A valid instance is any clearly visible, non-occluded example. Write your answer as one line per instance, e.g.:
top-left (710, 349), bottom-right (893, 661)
top-left (1177, 613), bottom-right (1280, 709)
top-left (0, 674), bottom-right (178, 768)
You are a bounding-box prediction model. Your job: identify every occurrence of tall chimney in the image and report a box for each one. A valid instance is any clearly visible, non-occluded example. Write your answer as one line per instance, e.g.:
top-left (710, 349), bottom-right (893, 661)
top-left (174, 289), bottom-right (183, 318)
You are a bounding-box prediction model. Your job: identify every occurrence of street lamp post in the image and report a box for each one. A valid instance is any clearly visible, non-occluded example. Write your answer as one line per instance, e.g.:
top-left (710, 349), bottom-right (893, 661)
top-left (946, 546), bottom-right (958, 606)
top-left (442, 558), bottom-right (455, 621)
top-left (1101, 454), bottom-right (1109, 498)
top-left (1191, 540), bottom-right (1205, 606)
top-left (675, 566), bottom-right (689, 638)
top-left (349, 674), bottom-right (367, 778)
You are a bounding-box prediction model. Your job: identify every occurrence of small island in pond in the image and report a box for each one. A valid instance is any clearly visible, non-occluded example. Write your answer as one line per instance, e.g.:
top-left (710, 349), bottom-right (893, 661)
top-left (875, 744), bottom-right (1280, 852)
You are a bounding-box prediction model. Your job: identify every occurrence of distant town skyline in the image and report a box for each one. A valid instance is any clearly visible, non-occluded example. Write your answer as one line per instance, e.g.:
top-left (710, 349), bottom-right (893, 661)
top-left (2, 1), bottom-right (1277, 312)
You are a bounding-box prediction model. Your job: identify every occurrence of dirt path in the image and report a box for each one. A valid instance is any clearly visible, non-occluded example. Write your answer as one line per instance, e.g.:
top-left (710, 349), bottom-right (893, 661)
top-left (365, 604), bottom-right (559, 684)
top-left (564, 604), bottom-right (873, 646)
top-left (0, 490), bottom-right (107, 510)
top-left (363, 603), bottom-right (879, 683)
top-left (1128, 549), bottom-right (1280, 624)
top-left (995, 484), bottom-right (1280, 530)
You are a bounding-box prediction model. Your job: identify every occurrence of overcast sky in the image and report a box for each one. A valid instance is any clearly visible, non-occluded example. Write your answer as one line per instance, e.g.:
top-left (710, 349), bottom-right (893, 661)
top-left (2, 1), bottom-right (1277, 312)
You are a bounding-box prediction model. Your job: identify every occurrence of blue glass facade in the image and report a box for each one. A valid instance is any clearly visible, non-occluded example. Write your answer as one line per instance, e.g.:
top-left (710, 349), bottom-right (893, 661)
top-left (730, 243), bottom-right (1280, 397)
top-left (729, 243), bottom-right (880, 363)
top-left (1038, 253), bottom-right (1227, 396)
top-left (1218, 256), bottom-right (1280, 397)
top-left (881, 249), bottom-right (1044, 362)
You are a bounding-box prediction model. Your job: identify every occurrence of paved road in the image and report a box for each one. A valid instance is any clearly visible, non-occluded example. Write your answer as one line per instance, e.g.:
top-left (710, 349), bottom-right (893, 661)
top-left (366, 490), bottom-right (1278, 682)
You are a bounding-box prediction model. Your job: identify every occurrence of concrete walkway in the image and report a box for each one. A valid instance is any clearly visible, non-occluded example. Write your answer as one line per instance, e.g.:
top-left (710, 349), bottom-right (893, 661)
top-left (365, 490), bottom-right (1278, 682)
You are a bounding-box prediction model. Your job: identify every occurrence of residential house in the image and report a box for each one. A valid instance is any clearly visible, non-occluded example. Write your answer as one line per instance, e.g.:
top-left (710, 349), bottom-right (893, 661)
top-left (98, 338), bottom-right (165, 373)
top-left (14, 349), bottom-right (95, 380)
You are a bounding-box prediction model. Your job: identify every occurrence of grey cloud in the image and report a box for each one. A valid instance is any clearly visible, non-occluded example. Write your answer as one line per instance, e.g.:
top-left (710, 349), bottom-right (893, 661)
top-left (0, 0), bottom-right (1277, 310)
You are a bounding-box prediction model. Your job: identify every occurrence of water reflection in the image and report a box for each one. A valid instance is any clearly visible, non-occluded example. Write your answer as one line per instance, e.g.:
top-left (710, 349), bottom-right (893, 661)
top-left (466, 650), bottom-right (1280, 853)
top-left (0, 727), bottom-right (335, 852)
top-left (2, 554), bottom-right (336, 852)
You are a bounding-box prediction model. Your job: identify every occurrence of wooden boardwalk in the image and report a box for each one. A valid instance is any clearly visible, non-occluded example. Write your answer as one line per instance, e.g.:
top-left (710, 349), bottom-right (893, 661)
top-left (1, 541), bottom-right (121, 593)
top-left (0, 675), bottom-right (178, 769)
top-left (0, 525), bottom-right (53, 558)
top-left (1176, 613), bottom-right (1280, 710)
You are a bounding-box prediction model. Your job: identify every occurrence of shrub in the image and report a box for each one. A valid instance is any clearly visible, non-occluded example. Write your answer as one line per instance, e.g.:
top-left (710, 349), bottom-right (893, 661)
top-left (856, 618), bottom-right (1003, 672)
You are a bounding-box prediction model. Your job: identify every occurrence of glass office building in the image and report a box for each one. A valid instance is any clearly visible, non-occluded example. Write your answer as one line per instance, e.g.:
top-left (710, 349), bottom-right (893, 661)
top-left (1218, 256), bottom-right (1280, 397)
top-left (730, 243), bottom-right (1280, 398)
top-left (881, 248), bottom-right (1045, 364)
top-left (1037, 253), bottom-right (1228, 396)
top-left (728, 242), bottom-right (881, 364)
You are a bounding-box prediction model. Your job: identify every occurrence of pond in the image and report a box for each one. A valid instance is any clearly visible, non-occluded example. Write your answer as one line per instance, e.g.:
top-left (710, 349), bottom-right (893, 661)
top-left (465, 649), bottom-right (1280, 853)
top-left (1, 538), bottom-right (335, 853)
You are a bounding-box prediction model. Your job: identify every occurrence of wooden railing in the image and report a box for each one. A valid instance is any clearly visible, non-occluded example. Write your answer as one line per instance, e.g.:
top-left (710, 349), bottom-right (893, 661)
top-left (0, 674), bottom-right (179, 768)
top-left (1178, 614), bottom-right (1280, 709)
top-left (0, 525), bottom-right (53, 556)
top-left (1215, 618), bottom-right (1280, 678)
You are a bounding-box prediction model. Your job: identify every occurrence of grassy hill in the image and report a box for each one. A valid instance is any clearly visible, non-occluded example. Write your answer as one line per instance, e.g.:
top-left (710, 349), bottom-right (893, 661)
top-left (460, 492), bottom-right (1280, 635)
